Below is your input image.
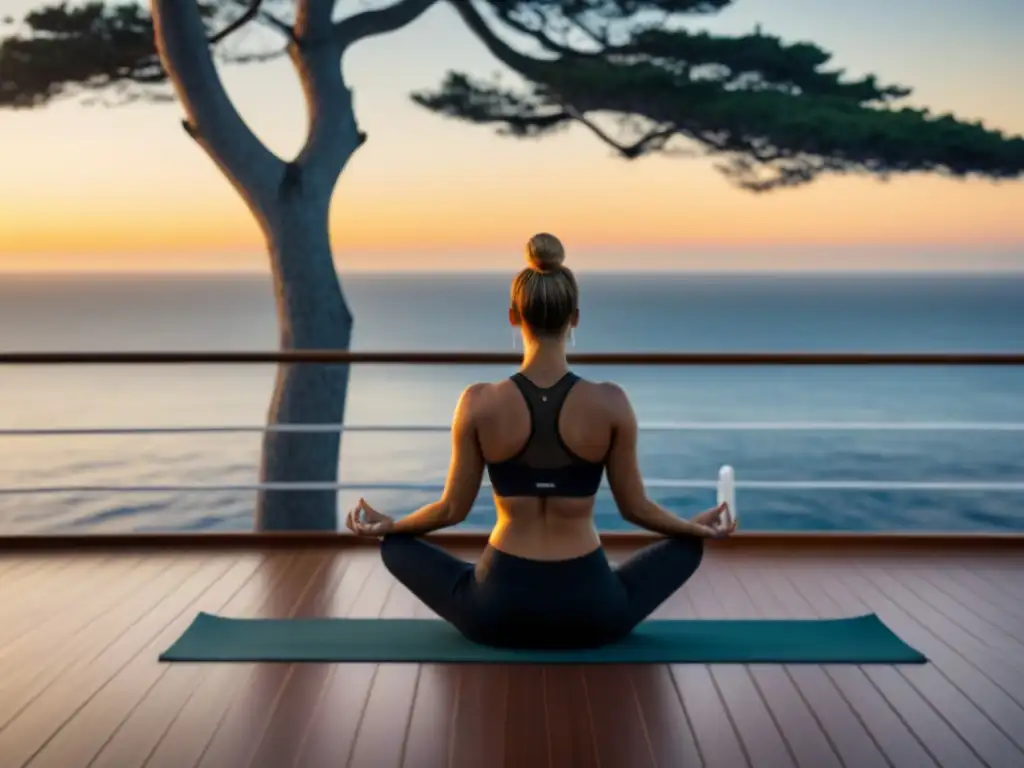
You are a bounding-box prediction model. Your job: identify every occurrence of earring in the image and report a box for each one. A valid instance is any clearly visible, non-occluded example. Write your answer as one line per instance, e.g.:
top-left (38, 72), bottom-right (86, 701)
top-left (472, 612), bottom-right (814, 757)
top-left (512, 329), bottom-right (519, 349)
top-left (568, 328), bottom-right (576, 347)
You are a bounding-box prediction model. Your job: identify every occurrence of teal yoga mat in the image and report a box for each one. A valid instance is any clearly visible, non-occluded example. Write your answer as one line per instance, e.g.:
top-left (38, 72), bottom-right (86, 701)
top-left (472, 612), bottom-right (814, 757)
top-left (160, 612), bottom-right (926, 664)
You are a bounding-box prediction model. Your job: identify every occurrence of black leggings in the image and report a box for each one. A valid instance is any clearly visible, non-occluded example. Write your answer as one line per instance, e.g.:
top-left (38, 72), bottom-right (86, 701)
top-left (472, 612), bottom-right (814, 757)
top-left (379, 534), bottom-right (704, 649)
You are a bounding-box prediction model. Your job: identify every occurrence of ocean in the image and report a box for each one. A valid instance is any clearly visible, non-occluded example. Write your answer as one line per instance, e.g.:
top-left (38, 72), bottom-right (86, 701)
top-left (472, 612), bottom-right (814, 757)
top-left (0, 271), bottom-right (1021, 534)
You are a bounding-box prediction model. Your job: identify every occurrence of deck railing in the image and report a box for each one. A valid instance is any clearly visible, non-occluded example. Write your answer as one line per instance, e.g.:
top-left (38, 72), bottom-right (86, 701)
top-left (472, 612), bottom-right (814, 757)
top-left (2, 351), bottom-right (1023, 519)
top-left (1, 351), bottom-right (1022, 365)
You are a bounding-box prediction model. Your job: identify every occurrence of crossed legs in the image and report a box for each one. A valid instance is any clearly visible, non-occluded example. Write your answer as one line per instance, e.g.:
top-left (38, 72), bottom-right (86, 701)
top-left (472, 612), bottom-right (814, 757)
top-left (379, 534), bottom-right (475, 626)
top-left (379, 533), bottom-right (704, 639)
top-left (613, 535), bottom-right (704, 631)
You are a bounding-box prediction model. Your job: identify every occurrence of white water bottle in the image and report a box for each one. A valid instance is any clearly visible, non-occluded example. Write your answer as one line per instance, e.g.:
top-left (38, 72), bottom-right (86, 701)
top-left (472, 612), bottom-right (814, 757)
top-left (717, 465), bottom-right (736, 529)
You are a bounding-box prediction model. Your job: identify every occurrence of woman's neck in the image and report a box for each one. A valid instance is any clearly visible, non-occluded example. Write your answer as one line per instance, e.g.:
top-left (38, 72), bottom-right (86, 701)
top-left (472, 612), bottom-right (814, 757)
top-left (520, 335), bottom-right (569, 385)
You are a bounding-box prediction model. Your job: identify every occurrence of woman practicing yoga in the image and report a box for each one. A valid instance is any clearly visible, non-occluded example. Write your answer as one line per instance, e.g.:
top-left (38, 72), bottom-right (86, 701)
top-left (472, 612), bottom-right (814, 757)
top-left (346, 233), bottom-right (737, 649)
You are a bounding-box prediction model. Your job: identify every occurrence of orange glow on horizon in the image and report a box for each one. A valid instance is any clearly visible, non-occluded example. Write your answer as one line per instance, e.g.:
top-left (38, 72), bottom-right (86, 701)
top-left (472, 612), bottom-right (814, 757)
top-left (3, 170), bottom-right (1022, 262)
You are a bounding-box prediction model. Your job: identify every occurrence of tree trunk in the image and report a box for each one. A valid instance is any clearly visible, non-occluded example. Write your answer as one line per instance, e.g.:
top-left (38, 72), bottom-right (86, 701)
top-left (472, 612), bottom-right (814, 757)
top-left (256, 194), bottom-right (353, 531)
top-left (150, 0), bottom-right (436, 530)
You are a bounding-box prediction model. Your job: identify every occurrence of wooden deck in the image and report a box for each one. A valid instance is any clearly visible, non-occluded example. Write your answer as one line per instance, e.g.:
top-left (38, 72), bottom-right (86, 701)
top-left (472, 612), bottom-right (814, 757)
top-left (1, 536), bottom-right (1022, 768)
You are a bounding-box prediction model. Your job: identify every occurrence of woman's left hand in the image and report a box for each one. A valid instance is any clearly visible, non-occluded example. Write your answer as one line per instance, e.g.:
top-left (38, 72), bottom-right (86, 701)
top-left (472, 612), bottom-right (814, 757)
top-left (345, 498), bottom-right (395, 537)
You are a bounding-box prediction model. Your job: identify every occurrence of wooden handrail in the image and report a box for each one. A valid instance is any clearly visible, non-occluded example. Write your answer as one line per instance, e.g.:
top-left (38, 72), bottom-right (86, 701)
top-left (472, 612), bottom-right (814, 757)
top-left (0, 351), bottom-right (1022, 365)
top-left (0, 531), bottom-right (1022, 552)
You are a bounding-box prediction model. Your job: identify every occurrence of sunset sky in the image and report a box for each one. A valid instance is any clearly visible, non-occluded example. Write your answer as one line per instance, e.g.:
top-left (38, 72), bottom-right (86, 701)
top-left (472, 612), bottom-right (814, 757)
top-left (0, 0), bottom-right (1022, 273)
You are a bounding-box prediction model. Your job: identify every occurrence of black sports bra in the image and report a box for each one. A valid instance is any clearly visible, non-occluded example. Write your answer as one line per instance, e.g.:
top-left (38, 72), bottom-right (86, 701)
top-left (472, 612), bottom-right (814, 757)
top-left (485, 372), bottom-right (605, 498)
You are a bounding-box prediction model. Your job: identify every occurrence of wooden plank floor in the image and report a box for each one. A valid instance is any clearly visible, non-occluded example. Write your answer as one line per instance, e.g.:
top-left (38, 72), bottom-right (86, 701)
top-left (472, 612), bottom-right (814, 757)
top-left (1, 542), bottom-right (1022, 768)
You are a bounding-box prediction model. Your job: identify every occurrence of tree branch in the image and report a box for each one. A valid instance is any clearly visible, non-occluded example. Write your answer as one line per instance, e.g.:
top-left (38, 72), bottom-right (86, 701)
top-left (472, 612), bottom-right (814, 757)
top-left (445, 4), bottom-right (674, 158)
top-left (207, 1), bottom-right (295, 45)
top-left (208, 0), bottom-right (263, 44)
top-left (335, 0), bottom-right (439, 51)
top-left (491, 8), bottom-right (590, 58)
top-left (291, 0), bottom-right (364, 196)
top-left (411, 72), bottom-right (572, 137)
top-left (446, 0), bottom-right (548, 76)
top-left (564, 13), bottom-right (612, 49)
top-left (294, 0), bottom-right (334, 43)
top-left (150, 0), bottom-right (284, 212)
top-left (567, 108), bottom-right (678, 159)
top-left (259, 10), bottom-right (296, 40)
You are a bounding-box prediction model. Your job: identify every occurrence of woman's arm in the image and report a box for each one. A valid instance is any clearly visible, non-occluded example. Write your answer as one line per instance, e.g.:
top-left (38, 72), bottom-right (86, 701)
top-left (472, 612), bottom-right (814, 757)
top-left (603, 384), bottom-right (718, 538)
top-left (389, 384), bottom-right (486, 535)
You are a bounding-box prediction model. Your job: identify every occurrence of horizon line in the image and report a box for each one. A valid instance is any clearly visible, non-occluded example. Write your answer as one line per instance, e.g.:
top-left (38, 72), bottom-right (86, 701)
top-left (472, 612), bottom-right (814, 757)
top-left (2, 267), bottom-right (1023, 278)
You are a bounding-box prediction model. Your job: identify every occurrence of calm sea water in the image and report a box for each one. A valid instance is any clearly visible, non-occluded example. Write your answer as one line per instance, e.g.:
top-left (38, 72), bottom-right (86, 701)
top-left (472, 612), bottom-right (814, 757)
top-left (0, 272), bottom-right (1021, 534)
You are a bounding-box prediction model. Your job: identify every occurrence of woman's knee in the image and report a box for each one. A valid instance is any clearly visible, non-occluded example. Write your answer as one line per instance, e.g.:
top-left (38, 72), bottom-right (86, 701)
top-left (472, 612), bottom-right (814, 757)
top-left (673, 534), bottom-right (704, 569)
top-left (379, 533), bottom-right (419, 574)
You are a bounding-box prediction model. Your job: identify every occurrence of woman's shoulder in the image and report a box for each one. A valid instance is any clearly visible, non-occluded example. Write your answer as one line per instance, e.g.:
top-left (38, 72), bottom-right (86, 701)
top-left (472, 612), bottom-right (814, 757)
top-left (455, 379), bottom-right (513, 411)
top-left (463, 378), bottom-right (514, 398)
top-left (576, 380), bottom-right (634, 429)
top-left (577, 378), bottom-right (630, 405)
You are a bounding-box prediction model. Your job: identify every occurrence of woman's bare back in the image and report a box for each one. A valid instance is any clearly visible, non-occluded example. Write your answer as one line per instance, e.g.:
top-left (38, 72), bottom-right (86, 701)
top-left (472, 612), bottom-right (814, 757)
top-left (471, 373), bottom-right (617, 560)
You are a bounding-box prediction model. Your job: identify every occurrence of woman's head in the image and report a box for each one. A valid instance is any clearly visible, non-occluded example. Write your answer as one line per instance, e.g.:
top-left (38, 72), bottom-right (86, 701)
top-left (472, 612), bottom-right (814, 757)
top-left (509, 233), bottom-right (579, 339)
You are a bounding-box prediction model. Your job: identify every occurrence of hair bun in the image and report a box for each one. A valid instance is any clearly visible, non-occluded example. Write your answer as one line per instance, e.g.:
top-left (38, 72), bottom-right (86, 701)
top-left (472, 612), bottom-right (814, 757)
top-left (526, 233), bottom-right (566, 273)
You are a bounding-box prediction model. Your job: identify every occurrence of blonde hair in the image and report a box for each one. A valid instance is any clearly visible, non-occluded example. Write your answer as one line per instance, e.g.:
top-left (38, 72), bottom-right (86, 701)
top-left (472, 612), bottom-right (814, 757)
top-left (510, 233), bottom-right (579, 336)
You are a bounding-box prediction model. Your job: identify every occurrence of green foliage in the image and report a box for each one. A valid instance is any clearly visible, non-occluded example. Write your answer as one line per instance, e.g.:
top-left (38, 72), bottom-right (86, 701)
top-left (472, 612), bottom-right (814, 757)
top-left (0, 3), bottom-right (162, 107)
top-left (2, 0), bottom-right (1022, 191)
top-left (414, 1), bottom-right (1024, 189)
top-left (0, 1), bottom-right (286, 107)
